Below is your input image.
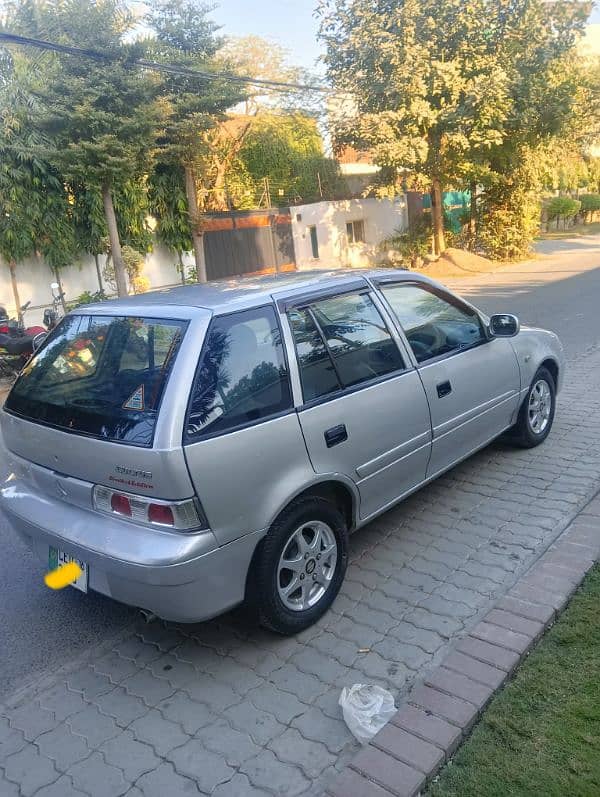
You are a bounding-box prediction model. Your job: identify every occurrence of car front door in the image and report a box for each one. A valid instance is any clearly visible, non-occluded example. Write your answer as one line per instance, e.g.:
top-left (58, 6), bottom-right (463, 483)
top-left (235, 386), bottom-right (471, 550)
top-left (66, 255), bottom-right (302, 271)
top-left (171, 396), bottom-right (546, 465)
top-left (284, 286), bottom-right (432, 521)
top-left (377, 280), bottom-right (521, 478)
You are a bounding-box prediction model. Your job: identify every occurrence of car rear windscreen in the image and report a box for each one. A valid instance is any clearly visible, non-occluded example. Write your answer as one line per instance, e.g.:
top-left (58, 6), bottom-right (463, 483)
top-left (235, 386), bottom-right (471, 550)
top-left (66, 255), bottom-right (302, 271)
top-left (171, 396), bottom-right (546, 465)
top-left (5, 314), bottom-right (187, 447)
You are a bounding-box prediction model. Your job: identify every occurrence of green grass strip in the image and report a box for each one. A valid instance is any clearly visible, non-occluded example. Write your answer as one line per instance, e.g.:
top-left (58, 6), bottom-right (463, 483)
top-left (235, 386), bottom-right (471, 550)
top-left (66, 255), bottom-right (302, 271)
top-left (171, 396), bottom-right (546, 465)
top-left (428, 565), bottom-right (600, 797)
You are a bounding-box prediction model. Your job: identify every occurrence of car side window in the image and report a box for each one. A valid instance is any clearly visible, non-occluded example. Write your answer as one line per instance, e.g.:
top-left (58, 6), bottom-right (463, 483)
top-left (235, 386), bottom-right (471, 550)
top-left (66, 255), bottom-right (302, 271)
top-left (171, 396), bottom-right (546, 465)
top-left (288, 291), bottom-right (404, 401)
top-left (186, 306), bottom-right (292, 439)
top-left (380, 283), bottom-right (486, 364)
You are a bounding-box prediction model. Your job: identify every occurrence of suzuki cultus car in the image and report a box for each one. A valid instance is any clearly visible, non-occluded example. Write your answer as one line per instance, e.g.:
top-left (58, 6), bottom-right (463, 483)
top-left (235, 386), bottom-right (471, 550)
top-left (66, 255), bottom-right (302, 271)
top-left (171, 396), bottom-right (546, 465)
top-left (0, 270), bottom-right (563, 634)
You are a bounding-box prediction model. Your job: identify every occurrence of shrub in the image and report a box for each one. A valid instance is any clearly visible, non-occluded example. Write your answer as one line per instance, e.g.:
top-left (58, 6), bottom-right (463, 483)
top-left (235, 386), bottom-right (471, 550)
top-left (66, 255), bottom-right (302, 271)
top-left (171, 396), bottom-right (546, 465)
top-left (185, 265), bottom-right (198, 284)
top-left (579, 193), bottom-right (600, 222)
top-left (478, 182), bottom-right (541, 261)
top-left (381, 217), bottom-right (432, 268)
top-left (103, 245), bottom-right (149, 294)
top-left (546, 196), bottom-right (581, 229)
top-left (67, 289), bottom-right (107, 310)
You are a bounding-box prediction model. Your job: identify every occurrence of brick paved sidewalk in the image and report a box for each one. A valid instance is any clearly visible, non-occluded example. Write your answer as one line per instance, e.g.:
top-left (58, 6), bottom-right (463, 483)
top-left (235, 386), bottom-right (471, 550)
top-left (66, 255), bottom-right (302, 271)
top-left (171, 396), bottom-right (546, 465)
top-left (2, 346), bottom-right (600, 797)
top-left (327, 496), bottom-right (600, 796)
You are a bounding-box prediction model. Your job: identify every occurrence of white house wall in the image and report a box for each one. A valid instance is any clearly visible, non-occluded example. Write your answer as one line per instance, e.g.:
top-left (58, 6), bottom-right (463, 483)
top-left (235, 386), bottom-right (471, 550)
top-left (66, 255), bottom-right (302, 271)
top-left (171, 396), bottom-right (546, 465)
top-left (0, 243), bottom-right (194, 326)
top-left (0, 198), bottom-right (408, 326)
top-left (291, 196), bottom-right (408, 270)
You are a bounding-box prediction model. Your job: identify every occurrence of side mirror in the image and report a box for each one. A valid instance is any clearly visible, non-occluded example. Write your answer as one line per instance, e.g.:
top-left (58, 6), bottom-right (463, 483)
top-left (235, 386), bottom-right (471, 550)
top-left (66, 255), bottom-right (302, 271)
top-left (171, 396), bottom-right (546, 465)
top-left (489, 313), bottom-right (520, 337)
top-left (43, 308), bottom-right (58, 329)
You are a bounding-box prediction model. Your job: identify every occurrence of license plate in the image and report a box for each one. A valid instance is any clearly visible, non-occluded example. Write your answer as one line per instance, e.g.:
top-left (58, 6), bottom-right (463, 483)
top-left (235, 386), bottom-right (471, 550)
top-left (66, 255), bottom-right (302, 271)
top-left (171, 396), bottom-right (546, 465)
top-left (48, 547), bottom-right (89, 593)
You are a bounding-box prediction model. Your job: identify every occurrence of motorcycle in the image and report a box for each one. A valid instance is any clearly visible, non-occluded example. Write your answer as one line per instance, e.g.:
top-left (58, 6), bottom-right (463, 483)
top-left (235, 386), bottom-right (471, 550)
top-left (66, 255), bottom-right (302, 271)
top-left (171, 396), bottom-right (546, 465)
top-left (0, 283), bottom-right (66, 381)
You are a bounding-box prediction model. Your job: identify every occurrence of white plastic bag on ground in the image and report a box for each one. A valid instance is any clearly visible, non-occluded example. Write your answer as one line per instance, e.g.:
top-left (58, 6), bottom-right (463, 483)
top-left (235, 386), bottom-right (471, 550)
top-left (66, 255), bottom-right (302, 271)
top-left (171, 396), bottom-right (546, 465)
top-left (339, 683), bottom-right (396, 744)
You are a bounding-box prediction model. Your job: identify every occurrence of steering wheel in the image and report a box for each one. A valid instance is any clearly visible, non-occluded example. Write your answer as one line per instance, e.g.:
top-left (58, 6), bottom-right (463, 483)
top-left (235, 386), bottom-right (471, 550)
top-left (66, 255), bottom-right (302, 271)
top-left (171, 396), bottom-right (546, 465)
top-left (408, 339), bottom-right (430, 362)
top-left (408, 324), bottom-right (446, 361)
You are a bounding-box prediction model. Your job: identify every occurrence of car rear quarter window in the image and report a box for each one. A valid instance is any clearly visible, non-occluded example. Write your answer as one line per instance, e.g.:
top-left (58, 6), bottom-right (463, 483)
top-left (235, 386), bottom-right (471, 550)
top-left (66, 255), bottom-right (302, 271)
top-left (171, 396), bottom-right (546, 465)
top-left (185, 305), bottom-right (292, 440)
top-left (5, 314), bottom-right (186, 447)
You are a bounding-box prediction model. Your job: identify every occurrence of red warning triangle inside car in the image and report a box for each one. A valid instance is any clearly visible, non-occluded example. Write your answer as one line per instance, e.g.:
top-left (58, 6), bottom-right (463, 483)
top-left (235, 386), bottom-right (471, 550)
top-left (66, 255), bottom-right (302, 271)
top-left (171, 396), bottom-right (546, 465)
top-left (123, 384), bottom-right (145, 411)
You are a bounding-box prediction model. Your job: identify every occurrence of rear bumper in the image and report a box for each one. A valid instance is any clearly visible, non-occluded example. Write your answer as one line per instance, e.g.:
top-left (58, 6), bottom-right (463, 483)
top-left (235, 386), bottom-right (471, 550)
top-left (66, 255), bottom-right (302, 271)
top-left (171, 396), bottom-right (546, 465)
top-left (0, 478), bottom-right (263, 623)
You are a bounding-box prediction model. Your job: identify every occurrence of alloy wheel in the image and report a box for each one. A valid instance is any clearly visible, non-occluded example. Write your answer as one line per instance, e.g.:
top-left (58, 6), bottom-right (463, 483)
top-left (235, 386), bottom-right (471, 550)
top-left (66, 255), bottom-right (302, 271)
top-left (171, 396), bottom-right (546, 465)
top-left (528, 378), bottom-right (552, 435)
top-left (276, 520), bottom-right (338, 612)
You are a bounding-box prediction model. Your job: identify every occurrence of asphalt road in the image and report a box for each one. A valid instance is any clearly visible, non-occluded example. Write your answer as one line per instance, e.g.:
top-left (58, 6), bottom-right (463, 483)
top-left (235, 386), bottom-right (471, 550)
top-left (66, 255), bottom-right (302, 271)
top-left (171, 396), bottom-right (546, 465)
top-left (1, 234), bottom-right (600, 701)
top-left (445, 234), bottom-right (600, 358)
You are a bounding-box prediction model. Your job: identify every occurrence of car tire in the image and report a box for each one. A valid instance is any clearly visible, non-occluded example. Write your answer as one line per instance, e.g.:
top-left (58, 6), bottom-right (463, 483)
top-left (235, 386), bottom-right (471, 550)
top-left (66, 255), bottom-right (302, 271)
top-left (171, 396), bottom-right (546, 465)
top-left (252, 496), bottom-right (348, 635)
top-left (509, 366), bottom-right (556, 448)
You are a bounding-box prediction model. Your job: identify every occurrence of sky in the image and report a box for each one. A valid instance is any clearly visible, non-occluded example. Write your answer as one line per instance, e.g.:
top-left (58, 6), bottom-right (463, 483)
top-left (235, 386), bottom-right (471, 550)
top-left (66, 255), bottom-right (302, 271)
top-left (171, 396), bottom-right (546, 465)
top-left (210, 2), bottom-right (600, 72)
top-left (211, 0), bottom-right (323, 72)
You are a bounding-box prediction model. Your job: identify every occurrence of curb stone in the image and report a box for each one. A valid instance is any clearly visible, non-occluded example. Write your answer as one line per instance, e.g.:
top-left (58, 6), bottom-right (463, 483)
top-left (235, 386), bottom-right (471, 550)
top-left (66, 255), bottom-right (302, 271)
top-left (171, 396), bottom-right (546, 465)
top-left (325, 489), bottom-right (600, 797)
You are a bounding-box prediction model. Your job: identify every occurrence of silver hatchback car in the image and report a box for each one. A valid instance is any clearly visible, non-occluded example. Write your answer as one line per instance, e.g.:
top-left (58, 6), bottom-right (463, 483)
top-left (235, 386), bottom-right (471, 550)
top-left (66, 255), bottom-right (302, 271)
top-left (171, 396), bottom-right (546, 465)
top-left (0, 270), bottom-right (564, 634)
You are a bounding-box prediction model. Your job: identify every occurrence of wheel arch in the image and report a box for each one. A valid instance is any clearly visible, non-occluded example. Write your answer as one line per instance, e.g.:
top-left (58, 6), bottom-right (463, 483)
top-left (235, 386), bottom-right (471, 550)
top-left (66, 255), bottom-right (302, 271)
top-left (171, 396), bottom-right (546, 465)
top-left (516, 357), bottom-right (560, 417)
top-left (539, 357), bottom-right (559, 387)
top-left (511, 328), bottom-right (564, 396)
top-left (243, 477), bottom-right (358, 602)
top-left (286, 479), bottom-right (358, 532)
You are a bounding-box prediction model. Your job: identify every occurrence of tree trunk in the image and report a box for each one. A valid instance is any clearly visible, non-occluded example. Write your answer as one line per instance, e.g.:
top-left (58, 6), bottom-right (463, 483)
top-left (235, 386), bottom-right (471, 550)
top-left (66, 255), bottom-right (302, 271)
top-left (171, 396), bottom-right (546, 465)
top-left (93, 253), bottom-right (104, 294)
top-left (101, 184), bottom-right (128, 297)
top-left (53, 269), bottom-right (67, 312)
top-left (184, 165), bottom-right (207, 283)
top-left (469, 180), bottom-right (477, 250)
top-left (177, 251), bottom-right (186, 284)
top-left (8, 259), bottom-right (21, 323)
top-left (212, 164), bottom-right (229, 212)
top-left (268, 214), bottom-right (279, 275)
top-left (431, 178), bottom-right (446, 256)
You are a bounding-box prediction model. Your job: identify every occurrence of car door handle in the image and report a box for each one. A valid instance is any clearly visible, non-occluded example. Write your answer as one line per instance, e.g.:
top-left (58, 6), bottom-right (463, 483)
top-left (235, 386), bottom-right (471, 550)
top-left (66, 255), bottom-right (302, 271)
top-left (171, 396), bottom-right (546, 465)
top-left (324, 424), bottom-right (348, 448)
top-left (437, 380), bottom-right (452, 398)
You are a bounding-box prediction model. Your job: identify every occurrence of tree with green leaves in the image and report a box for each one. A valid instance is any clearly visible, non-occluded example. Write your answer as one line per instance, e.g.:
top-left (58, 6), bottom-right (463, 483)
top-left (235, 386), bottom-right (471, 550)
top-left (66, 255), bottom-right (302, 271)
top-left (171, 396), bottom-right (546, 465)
top-left (474, 8), bottom-right (591, 258)
top-left (546, 196), bottom-right (581, 230)
top-left (579, 192), bottom-right (600, 222)
top-left (209, 36), bottom-right (324, 208)
top-left (147, 0), bottom-right (244, 282)
top-left (148, 163), bottom-right (192, 282)
top-left (9, 0), bottom-right (162, 296)
top-left (0, 91), bottom-right (37, 317)
top-left (145, 19), bottom-right (326, 276)
top-left (72, 185), bottom-right (107, 293)
top-left (235, 112), bottom-right (341, 205)
top-left (0, 32), bottom-right (75, 316)
top-left (114, 179), bottom-right (154, 255)
top-left (318, 0), bottom-right (587, 257)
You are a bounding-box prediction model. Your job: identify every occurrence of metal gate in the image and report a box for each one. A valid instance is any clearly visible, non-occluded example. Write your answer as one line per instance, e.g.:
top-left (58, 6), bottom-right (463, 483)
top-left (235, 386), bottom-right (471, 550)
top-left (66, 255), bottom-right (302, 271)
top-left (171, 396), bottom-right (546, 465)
top-left (203, 209), bottom-right (295, 280)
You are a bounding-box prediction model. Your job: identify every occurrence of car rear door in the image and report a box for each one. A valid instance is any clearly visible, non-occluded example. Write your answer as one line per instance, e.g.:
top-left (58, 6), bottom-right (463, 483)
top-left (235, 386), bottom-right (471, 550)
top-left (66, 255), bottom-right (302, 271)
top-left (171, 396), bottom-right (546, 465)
top-left (376, 279), bottom-right (521, 478)
top-left (182, 303), bottom-right (315, 545)
top-left (283, 283), bottom-right (432, 521)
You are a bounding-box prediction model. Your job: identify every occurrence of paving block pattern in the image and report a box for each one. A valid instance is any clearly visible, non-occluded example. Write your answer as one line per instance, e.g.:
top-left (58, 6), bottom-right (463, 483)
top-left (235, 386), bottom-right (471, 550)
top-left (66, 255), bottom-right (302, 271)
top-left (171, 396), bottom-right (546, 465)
top-left (1, 348), bottom-right (600, 796)
top-left (326, 497), bottom-right (600, 796)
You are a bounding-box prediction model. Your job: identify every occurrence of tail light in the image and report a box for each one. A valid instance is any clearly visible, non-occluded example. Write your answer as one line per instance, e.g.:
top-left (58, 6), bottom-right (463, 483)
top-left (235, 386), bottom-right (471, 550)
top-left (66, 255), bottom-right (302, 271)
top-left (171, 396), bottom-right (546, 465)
top-left (148, 503), bottom-right (174, 526)
top-left (111, 493), bottom-right (132, 516)
top-left (93, 485), bottom-right (207, 531)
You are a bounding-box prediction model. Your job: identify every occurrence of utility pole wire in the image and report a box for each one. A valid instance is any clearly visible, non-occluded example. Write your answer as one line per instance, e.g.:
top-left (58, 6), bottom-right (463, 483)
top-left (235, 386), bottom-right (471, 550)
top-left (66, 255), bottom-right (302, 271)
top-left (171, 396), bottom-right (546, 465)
top-left (0, 31), bottom-right (331, 94)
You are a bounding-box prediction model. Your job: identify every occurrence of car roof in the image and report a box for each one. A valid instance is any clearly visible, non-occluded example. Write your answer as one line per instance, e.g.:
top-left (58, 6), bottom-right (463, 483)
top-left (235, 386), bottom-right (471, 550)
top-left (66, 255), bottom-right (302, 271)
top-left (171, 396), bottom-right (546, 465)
top-left (80, 267), bottom-right (435, 317)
